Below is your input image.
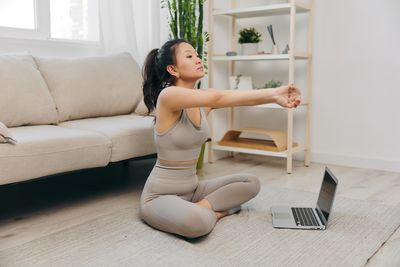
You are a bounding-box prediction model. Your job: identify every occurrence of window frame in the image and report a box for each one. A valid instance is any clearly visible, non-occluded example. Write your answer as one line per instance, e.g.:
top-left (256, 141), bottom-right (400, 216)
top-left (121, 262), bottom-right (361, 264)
top-left (0, 0), bottom-right (102, 45)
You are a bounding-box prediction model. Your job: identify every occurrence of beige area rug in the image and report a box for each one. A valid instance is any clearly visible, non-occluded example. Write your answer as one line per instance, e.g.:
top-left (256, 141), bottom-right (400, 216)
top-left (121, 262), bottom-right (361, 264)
top-left (2, 186), bottom-right (400, 267)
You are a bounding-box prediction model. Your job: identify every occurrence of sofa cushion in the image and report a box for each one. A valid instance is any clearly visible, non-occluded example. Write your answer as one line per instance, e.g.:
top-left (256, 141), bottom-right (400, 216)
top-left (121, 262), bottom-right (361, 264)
top-left (0, 54), bottom-right (58, 127)
top-left (0, 125), bottom-right (112, 185)
top-left (35, 52), bottom-right (143, 122)
top-left (0, 121), bottom-right (17, 144)
top-left (133, 97), bottom-right (155, 116)
top-left (59, 114), bottom-right (156, 162)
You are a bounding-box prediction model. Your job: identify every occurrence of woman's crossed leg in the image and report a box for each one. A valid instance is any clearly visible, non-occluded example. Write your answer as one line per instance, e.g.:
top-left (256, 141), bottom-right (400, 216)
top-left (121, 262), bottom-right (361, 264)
top-left (140, 173), bottom-right (260, 238)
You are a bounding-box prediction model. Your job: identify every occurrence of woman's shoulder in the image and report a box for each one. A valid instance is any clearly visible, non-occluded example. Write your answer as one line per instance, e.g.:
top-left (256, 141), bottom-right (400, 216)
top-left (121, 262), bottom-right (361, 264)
top-left (162, 85), bottom-right (180, 92)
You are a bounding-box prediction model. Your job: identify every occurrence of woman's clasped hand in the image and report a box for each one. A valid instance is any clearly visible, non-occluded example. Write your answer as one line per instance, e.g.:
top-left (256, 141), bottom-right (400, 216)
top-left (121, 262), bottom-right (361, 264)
top-left (274, 84), bottom-right (301, 108)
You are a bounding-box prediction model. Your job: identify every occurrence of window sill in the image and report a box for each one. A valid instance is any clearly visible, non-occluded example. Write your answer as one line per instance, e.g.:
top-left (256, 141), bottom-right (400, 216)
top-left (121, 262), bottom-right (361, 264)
top-left (0, 35), bottom-right (103, 48)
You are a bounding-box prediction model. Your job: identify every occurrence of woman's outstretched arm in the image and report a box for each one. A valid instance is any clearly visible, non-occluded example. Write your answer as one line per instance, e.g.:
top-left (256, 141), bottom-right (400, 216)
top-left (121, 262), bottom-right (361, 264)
top-left (159, 85), bottom-right (301, 111)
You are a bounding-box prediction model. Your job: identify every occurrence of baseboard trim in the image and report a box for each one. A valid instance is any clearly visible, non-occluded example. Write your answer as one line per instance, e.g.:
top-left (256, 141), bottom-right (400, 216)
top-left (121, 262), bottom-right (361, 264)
top-left (205, 148), bottom-right (400, 173)
top-left (311, 151), bottom-right (400, 173)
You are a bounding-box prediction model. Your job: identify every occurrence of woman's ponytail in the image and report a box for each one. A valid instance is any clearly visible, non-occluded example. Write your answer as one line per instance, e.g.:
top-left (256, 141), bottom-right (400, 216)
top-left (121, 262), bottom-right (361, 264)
top-left (142, 48), bottom-right (161, 116)
top-left (141, 38), bottom-right (187, 120)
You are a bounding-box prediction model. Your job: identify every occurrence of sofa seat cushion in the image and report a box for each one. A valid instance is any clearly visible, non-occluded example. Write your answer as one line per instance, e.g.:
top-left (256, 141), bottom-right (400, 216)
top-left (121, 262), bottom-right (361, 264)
top-left (0, 54), bottom-right (58, 127)
top-left (59, 115), bottom-right (156, 162)
top-left (35, 52), bottom-right (143, 122)
top-left (0, 126), bottom-right (111, 185)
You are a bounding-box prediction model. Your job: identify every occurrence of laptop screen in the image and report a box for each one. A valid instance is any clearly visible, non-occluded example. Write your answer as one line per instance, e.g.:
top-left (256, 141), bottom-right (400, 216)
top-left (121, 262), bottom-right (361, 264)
top-left (316, 167), bottom-right (338, 222)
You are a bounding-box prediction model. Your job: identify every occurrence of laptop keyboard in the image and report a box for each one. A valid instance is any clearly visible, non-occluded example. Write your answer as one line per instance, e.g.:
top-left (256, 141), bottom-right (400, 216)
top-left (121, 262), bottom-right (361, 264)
top-left (291, 207), bottom-right (320, 227)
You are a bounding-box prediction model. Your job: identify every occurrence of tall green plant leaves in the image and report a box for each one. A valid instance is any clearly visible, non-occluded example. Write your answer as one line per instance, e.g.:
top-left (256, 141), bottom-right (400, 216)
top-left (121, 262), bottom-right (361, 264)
top-left (162, 0), bottom-right (208, 88)
top-left (196, 0), bottom-right (204, 61)
top-left (162, 0), bottom-right (208, 63)
top-left (163, 0), bottom-right (178, 39)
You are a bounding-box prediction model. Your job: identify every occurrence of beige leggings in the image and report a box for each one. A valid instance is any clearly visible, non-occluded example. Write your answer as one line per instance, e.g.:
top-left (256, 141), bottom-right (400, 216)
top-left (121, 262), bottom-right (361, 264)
top-left (139, 164), bottom-right (261, 238)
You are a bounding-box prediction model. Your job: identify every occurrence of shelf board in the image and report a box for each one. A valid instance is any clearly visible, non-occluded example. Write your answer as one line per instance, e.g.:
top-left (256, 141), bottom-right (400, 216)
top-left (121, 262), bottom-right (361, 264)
top-left (211, 142), bottom-right (304, 158)
top-left (212, 53), bottom-right (309, 61)
top-left (212, 2), bottom-right (310, 18)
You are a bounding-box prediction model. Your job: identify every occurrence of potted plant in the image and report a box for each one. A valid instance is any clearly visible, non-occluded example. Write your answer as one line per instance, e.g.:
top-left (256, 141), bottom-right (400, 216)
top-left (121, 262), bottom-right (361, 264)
top-left (238, 27), bottom-right (262, 55)
top-left (264, 79), bottom-right (282, 88)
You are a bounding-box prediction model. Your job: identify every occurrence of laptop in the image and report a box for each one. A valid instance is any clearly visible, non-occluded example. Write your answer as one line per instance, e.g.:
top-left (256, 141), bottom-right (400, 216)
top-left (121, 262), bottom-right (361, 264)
top-left (270, 167), bottom-right (338, 230)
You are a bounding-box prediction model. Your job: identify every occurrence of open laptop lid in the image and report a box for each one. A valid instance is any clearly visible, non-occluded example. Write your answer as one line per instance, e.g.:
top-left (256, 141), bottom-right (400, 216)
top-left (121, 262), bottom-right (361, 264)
top-left (315, 167), bottom-right (339, 226)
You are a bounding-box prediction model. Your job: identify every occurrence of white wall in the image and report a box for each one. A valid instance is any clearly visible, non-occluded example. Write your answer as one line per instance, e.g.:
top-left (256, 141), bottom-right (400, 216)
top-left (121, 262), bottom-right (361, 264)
top-left (311, 0), bottom-right (400, 172)
top-left (202, 0), bottom-right (400, 172)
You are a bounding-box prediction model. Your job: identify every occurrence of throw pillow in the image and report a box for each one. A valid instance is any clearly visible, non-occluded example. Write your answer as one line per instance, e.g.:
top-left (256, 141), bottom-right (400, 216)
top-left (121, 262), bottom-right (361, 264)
top-left (0, 121), bottom-right (17, 144)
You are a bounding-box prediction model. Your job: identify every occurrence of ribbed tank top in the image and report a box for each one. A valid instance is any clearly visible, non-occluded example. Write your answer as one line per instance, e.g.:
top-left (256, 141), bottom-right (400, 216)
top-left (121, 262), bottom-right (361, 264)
top-left (154, 107), bottom-right (210, 162)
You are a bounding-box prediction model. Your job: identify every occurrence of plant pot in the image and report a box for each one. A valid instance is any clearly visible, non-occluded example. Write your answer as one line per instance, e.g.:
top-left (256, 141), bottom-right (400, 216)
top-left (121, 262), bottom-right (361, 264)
top-left (241, 43), bottom-right (258, 55)
top-left (196, 142), bottom-right (206, 170)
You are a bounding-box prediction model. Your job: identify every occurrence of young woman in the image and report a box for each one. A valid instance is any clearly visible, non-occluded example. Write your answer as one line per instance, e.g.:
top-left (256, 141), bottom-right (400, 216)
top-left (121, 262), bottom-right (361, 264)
top-left (139, 39), bottom-right (301, 239)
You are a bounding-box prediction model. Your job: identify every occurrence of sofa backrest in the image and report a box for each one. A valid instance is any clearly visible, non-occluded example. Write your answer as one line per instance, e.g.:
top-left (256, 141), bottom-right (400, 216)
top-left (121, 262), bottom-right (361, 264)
top-left (35, 52), bottom-right (143, 122)
top-left (0, 54), bottom-right (59, 127)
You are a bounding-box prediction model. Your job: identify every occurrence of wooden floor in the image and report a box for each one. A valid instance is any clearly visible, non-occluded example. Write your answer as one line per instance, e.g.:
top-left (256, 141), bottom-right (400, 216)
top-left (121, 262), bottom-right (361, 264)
top-left (0, 154), bottom-right (399, 266)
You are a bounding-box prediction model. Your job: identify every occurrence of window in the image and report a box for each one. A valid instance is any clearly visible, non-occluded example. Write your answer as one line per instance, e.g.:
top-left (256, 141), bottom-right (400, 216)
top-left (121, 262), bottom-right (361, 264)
top-left (50, 0), bottom-right (99, 41)
top-left (0, 0), bottom-right (100, 43)
top-left (0, 0), bottom-right (35, 29)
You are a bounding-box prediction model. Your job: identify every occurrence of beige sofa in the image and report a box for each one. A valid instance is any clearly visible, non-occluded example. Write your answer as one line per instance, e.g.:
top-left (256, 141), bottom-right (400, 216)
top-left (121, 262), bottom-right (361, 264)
top-left (0, 52), bottom-right (156, 186)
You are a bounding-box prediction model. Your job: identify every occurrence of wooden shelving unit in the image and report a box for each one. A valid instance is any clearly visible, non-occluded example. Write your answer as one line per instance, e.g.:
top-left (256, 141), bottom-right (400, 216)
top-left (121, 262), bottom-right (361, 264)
top-left (206, 0), bottom-right (314, 173)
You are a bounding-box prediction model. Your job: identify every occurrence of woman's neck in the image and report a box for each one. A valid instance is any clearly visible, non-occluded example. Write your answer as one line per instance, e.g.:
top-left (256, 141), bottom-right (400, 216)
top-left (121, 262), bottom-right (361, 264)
top-left (175, 79), bottom-right (197, 89)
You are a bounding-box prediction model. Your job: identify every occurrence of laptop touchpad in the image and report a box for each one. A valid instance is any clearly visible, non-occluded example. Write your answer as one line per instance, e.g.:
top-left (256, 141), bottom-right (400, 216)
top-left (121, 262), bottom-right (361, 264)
top-left (273, 212), bottom-right (291, 220)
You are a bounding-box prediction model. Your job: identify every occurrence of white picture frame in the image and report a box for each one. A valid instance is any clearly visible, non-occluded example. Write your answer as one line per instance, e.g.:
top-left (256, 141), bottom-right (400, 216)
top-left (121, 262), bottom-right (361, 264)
top-left (229, 75), bottom-right (253, 90)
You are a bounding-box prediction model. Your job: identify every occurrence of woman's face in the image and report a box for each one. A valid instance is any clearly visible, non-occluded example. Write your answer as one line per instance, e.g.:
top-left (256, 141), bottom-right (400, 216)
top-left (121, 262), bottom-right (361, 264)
top-left (172, 42), bottom-right (204, 81)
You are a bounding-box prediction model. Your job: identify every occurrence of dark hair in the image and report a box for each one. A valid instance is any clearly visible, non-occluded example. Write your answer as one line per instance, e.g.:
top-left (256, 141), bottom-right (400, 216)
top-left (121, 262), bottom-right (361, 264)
top-left (142, 38), bottom-right (188, 117)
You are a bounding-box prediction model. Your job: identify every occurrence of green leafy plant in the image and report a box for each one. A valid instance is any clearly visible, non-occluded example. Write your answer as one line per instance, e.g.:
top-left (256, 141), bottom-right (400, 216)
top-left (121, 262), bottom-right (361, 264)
top-left (161, 0), bottom-right (209, 78)
top-left (238, 27), bottom-right (262, 44)
top-left (264, 80), bottom-right (282, 88)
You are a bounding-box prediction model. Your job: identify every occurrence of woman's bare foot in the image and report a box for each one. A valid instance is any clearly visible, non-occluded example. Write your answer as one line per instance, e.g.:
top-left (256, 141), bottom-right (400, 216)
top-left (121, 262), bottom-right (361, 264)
top-left (215, 210), bottom-right (229, 221)
top-left (195, 199), bottom-right (229, 221)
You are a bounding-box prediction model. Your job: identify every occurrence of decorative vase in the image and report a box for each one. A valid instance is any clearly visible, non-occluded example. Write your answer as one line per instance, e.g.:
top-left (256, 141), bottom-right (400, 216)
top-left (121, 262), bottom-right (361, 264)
top-left (271, 44), bottom-right (280, 54)
top-left (241, 43), bottom-right (258, 55)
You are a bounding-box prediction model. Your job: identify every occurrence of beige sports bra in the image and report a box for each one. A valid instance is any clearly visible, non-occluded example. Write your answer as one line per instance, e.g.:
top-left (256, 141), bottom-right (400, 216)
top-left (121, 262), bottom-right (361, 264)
top-left (154, 107), bottom-right (210, 164)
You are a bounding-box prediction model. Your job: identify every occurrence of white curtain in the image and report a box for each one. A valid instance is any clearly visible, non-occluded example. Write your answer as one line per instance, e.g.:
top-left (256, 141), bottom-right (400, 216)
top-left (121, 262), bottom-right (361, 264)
top-left (99, 0), bottom-right (160, 66)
